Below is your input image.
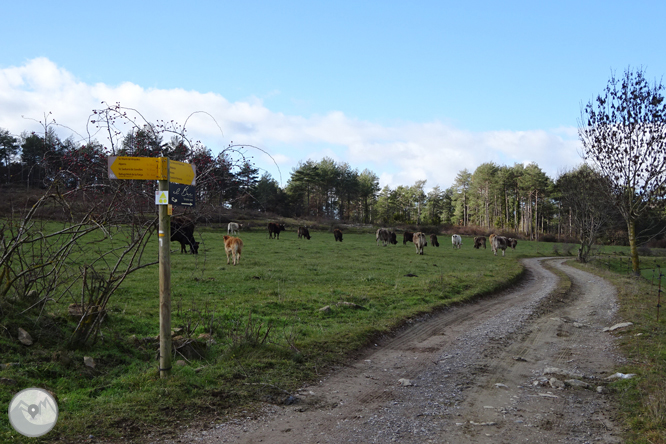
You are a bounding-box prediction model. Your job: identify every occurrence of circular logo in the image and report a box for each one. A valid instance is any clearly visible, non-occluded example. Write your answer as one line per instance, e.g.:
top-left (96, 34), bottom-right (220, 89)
top-left (8, 388), bottom-right (59, 437)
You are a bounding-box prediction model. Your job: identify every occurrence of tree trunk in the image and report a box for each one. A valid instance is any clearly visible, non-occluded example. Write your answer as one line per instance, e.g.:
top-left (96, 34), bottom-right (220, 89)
top-left (628, 219), bottom-right (640, 276)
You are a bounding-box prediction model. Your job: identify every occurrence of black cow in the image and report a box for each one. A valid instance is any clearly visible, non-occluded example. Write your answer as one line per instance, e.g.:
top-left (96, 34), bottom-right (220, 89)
top-left (298, 226), bottom-right (311, 240)
top-left (171, 217), bottom-right (199, 254)
top-left (507, 238), bottom-right (518, 250)
top-left (430, 234), bottom-right (440, 247)
top-left (403, 231), bottom-right (414, 245)
top-left (474, 236), bottom-right (487, 249)
top-left (389, 231), bottom-right (398, 245)
top-left (268, 222), bottom-right (286, 239)
top-left (334, 229), bottom-right (343, 242)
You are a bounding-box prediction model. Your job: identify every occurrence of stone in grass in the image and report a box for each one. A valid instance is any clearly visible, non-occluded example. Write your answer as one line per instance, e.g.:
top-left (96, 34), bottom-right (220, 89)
top-left (84, 356), bottom-right (96, 369)
top-left (18, 328), bottom-right (33, 346)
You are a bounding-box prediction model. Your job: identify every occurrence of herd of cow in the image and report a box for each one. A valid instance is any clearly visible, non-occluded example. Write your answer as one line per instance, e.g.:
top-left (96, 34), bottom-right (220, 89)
top-left (373, 229), bottom-right (517, 256)
top-left (168, 218), bottom-right (519, 266)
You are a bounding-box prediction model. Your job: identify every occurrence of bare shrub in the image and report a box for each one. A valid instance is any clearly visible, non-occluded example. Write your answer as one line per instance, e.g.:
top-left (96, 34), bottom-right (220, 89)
top-left (228, 311), bottom-right (273, 348)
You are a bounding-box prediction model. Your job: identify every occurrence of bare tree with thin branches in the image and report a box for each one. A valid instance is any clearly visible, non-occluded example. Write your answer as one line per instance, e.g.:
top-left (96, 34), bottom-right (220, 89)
top-left (579, 67), bottom-right (666, 275)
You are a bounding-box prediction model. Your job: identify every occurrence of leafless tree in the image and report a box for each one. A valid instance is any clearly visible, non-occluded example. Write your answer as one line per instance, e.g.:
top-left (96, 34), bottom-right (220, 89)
top-left (579, 67), bottom-right (666, 275)
top-left (556, 165), bottom-right (614, 262)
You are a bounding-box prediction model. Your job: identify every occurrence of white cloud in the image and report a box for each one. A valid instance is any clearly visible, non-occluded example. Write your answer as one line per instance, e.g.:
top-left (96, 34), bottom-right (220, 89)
top-left (0, 58), bottom-right (583, 190)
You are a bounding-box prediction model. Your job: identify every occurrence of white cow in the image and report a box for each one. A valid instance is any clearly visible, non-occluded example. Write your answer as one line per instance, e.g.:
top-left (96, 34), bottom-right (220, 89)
top-left (227, 222), bottom-right (243, 234)
top-left (452, 234), bottom-right (462, 249)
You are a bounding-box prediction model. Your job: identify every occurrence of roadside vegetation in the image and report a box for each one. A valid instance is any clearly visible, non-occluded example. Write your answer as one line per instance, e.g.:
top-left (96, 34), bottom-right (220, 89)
top-left (568, 257), bottom-right (666, 444)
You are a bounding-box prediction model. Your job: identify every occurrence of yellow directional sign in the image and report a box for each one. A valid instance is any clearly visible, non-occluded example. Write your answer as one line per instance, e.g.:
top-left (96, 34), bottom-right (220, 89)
top-left (108, 156), bottom-right (166, 180)
top-left (169, 160), bottom-right (196, 185)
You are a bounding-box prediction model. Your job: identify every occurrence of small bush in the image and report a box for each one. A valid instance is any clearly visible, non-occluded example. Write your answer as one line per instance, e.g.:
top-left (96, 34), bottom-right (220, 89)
top-left (638, 245), bottom-right (652, 257)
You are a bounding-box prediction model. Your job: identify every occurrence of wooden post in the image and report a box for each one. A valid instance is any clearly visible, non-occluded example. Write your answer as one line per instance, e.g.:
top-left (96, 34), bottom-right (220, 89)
top-left (158, 160), bottom-right (172, 377)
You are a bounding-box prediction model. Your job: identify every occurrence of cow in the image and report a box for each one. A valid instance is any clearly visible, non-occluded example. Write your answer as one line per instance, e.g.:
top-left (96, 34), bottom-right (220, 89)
top-left (223, 235), bottom-right (243, 265)
top-left (474, 236), bottom-right (487, 249)
top-left (297, 226), bottom-right (311, 240)
top-left (333, 229), bottom-right (343, 242)
top-left (452, 234), bottom-right (462, 249)
top-left (403, 231), bottom-right (415, 245)
top-left (227, 222), bottom-right (243, 234)
top-left (389, 231), bottom-right (398, 245)
top-left (376, 228), bottom-right (390, 246)
top-left (171, 217), bottom-right (199, 254)
top-left (490, 233), bottom-right (509, 256)
top-left (268, 222), bottom-right (286, 239)
top-left (430, 234), bottom-right (440, 247)
top-left (413, 232), bottom-right (426, 255)
top-left (507, 238), bottom-right (518, 250)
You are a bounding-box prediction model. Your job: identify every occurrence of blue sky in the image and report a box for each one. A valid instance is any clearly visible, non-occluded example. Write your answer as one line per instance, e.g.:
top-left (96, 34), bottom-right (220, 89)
top-left (2, 1), bottom-right (664, 189)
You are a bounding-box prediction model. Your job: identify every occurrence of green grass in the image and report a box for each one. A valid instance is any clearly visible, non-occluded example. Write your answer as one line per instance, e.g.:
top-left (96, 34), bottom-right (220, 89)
top-left (0, 229), bottom-right (525, 442)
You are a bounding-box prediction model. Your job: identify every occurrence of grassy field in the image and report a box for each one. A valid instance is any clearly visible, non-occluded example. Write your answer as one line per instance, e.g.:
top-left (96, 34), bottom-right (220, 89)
top-left (1, 225), bottom-right (665, 442)
top-left (1, 227), bottom-right (527, 442)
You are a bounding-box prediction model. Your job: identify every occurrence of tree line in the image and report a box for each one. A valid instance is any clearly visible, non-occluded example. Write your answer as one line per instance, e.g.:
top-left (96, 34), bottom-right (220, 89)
top-left (2, 67), bottom-right (666, 272)
top-left (0, 122), bottom-right (646, 246)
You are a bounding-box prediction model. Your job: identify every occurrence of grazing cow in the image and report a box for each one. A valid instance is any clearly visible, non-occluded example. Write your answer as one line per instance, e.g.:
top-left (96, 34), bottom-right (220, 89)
top-left (413, 232), bottom-right (426, 255)
top-left (334, 229), bottom-right (343, 242)
top-left (430, 234), bottom-right (440, 247)
top-left (490, 233), bottom-right (509, 256)
top-left (451, 234), bottom-right (462, 249)
top-left (223, 235), bottom-right (243, 265)
top-left (389, 231), bottom-right (398, 245)
top-left (473, 236), bottom-right (487, 249)
top-left (227, 222), bottom-right (242, 234)
top-left (171, 217), bottom-right (199, 254)
top-left (403, 231), bottom-right (415, 245)
top-left (297, 226), bottom-right (311, 240)
top-left (268, 222), bottom-right (286, 239)
top-left (376, 228), bottom-right (390, 246)
top-left (507, 238), bottom-right (518, 250)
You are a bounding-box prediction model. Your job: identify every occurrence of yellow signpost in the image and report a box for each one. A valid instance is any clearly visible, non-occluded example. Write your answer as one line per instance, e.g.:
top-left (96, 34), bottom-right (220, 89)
top-left (107, 155), bottom-right (197, 378)
top-left (169, 160), bottom-right (196, 185)
top-left (107, 156), bottom-right (166, 180)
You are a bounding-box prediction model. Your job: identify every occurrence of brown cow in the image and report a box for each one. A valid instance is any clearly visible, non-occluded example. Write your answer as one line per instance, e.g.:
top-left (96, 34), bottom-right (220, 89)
top-left (223, 235), bottom-right (243, 265)
top-left (430, 234), bottom-right (440, 247)
top-left (333, 229), bottom-right (343, 242)
top-left (268, 222), bottom-right (286, 239)
top-left (474, 236), bottom-right (487, 249)
top-left (403, 231), bottom-right (415, 245)
top-left (413, 232), bottom-right (426, 255)
top-left (297, 226), bottom-right (311, 240)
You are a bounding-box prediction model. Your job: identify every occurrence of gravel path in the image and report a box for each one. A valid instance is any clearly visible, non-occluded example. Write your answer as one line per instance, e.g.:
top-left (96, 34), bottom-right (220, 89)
top-left (150, 257), bottom-right (625, 444)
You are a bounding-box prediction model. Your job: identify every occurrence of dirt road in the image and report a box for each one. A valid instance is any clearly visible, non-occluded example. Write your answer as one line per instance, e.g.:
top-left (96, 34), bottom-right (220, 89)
top-left (155, 257), bottom-right (626, 443)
